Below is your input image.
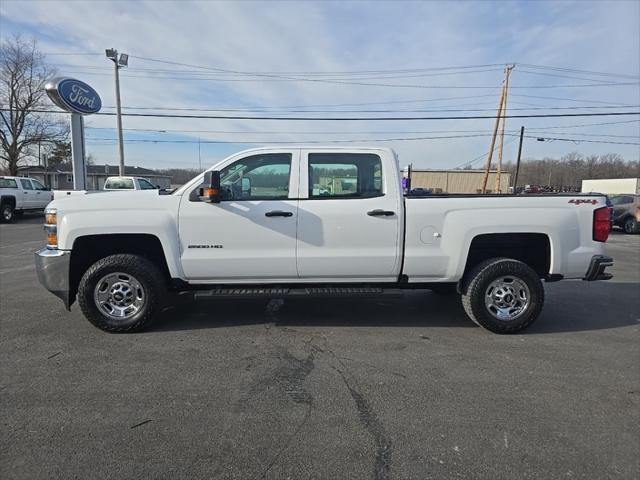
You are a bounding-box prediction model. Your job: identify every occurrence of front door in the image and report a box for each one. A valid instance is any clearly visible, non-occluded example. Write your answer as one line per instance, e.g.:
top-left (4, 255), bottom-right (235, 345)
top-left (296, 150), bottom-right (402, 281)
top-left (178, 150), bottom-right (300, 282)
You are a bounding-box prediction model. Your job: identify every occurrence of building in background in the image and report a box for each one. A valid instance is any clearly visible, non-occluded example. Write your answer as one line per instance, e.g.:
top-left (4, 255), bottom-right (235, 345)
top-left (407, 169), bottom-right (511, 194)
top-left (18, 164), bottom-right (172, 190)
top-left (581, 178), bottom-right (640, 195)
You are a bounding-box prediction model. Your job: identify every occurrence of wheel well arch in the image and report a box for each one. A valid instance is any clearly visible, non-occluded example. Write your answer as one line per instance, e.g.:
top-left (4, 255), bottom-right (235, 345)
top-left (69, 233), bottom-right (171, 306)
top-left (463, 233), bottom-right (551, 278)
top-left (1, 195), bottom-right (16, 208)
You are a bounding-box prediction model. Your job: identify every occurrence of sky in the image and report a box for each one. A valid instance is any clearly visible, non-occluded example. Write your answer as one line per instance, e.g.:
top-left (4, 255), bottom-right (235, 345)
top-left (1, 0), bottom-right (639, 171)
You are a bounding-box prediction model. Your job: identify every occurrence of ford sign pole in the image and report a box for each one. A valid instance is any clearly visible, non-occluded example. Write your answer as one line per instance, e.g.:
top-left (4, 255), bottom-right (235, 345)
top-left (70, 114), bottom-right (86, 190)
top-left (45, 78), bottom-right (102, 190)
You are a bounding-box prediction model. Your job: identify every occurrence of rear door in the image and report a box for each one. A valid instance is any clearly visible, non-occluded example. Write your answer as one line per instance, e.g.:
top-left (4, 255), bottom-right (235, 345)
top-left (296, 150), bottom-right (402, 281)
top-left (30, 179), bottom-right (52, 208)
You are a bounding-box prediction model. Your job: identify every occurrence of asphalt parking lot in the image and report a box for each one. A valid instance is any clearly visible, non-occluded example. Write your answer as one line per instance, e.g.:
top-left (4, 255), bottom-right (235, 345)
top-left (1, 214), bottom-right (639, 480)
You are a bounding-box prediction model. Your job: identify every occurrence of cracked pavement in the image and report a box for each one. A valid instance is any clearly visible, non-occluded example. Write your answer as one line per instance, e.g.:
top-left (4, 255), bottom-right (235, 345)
top-left (1, 215), bottom-right (639, 479)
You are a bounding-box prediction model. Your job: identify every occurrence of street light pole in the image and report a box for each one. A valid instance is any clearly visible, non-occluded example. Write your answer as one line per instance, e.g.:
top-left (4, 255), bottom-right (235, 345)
top-left (113, 59), bottom-right (125, 176)
top-left (106, 49), bottom-right (128, 176)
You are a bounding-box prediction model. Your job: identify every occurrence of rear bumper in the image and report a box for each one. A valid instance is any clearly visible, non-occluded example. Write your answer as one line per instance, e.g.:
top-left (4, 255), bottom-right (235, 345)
top-left (583, 255), bottom-right (613, 281)
top-left (34, 247), bottom-right (71, 310)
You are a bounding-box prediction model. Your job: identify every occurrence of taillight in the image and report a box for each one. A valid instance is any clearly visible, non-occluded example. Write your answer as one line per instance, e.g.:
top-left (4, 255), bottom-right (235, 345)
top-left (593, 207), bottom-right (610, 242)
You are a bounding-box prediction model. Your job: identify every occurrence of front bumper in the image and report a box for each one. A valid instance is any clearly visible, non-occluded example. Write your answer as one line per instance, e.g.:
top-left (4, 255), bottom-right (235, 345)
top-left (583, 255), bottom-right (614, 281)
top-left (34, 247), bottom-right (71, 310)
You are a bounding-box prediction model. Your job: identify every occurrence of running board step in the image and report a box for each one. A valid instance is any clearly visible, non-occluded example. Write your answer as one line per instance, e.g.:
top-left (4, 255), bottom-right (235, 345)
top-left (194, 286), bottom-right (402, 299)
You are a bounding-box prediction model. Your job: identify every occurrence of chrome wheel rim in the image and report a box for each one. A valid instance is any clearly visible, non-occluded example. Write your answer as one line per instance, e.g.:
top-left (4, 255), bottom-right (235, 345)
top-left (94, 272), bottom-right (145, 320)
top-left (484, 276), bottom-right (530, 321)
top-left (2, 207), bottom-right (11, 220)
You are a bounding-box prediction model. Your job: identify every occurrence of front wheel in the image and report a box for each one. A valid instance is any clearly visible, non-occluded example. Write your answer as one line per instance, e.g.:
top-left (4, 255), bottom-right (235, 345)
top-left (461, 258), bottom-right (544, 334)
top-left (77, 254), bottom-right (166, 333)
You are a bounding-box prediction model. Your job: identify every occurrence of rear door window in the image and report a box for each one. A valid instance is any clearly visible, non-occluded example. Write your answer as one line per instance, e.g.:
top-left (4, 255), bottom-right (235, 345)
top-left (20, 179), bottom-right (34, 190)
top-left (138, 179), bottom-right (156, 190)
top-left (31, 179), bottom-right (47, 190)
top-left (308, 153), bottom-right (383, 199)
top-left (105, 178), bottom-right (135, 189)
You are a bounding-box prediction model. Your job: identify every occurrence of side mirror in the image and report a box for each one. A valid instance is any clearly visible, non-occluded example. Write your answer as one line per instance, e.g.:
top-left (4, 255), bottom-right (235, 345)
top-left (199, 170), bottom-right (221, 203)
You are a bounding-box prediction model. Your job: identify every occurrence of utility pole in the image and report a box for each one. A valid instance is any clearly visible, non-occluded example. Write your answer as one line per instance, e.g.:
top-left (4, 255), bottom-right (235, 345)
top-left (198, 136), bottom-right (202, 171)
top-left (105, 49), bottom-right (129, 176)
top-left (513, 126), bottom-right (525, 192)
top-left (481, 64), bottom-right (514, 193)
top-left (481, 76), bottom-right (506, 193)
top-left (494, 66), bottom-right (512, 193)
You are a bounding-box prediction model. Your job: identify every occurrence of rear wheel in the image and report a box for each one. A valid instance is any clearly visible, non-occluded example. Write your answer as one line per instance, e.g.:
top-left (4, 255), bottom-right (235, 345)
top-left (77, 254), bottom-right (166, 333)
top-left (1, 203), bottom-right (14, 223)
top-left (623, 217), bottom-right (639, 234)
top-left (461, 258), bottom-right (544, 334)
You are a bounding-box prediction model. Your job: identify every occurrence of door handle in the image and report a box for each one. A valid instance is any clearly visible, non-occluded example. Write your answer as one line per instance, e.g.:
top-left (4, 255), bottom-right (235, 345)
top-left (265, 210), bottom-right (293, 217)
top-left (367, 209), bottom-right (395, 216)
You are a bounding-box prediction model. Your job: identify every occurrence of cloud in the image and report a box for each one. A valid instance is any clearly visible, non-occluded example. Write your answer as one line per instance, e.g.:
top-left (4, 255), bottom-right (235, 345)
top-left (1, 0), bottom-right (638, 170)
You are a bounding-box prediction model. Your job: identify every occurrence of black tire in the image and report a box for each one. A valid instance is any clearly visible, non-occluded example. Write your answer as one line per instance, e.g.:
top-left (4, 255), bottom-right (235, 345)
top-left (77, 254), bottom-right (166, 333)
top-left (1, 203), bottom-right (14, 223)
top-left (461, 258), bottom-right (544, 334)
top-left (623, 217), bottom-right (639, 234)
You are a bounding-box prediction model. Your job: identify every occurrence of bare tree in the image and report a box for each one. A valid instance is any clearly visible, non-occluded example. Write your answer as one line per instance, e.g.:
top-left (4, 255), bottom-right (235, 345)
top-left (0, 35), bottom-right (67, 175)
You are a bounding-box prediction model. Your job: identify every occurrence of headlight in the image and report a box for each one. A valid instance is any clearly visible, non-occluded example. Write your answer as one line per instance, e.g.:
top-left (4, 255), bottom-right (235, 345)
top-left (44, 208), bottom-right (57, 248)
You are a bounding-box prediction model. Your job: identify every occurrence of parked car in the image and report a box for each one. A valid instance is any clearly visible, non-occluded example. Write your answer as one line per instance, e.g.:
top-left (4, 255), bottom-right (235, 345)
top-left (35, 147), bottom-right (613, 334)
top-left (104, 176), bottom-right (159, 191)
top-left (609, 194), bottom-right (640, 234)
top-left (0, 176), bottom-right (53, 223)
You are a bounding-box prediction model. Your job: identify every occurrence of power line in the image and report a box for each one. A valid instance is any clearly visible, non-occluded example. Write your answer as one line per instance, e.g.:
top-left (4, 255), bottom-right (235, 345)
top-left (516, 134), bottom-right (639, 146)
top-left (454, 138), bottom-right (520, 169)
top-left (55, 68), bottom-right (639, 88)
top-left (85, 133), bottom-right (495, 144)
top-left (95, 104), bottom-right (640, 114)
top-left (83, 122), bottom-right (639, 137)
top-left (525, 118), bottom-right (640, 129)
top-left (519, 63), bottom-right (640, 80)
top-left (8, 108), bottom-right (640, 121)
top-left (84, 132), bottom-right (639, 146)
top-left (517, 68), bottom-right (640, 83)
top-left (511, 93), bottom-right (633, 106)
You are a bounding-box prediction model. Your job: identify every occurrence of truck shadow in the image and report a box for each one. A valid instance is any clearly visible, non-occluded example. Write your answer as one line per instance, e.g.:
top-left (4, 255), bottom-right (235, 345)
top-left (153, 282), bottom-right (639, 334)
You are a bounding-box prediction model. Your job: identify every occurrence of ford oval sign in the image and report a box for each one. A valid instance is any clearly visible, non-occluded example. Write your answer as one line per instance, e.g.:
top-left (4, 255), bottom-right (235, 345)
top-left (45, 77), bottom-right (102, 115)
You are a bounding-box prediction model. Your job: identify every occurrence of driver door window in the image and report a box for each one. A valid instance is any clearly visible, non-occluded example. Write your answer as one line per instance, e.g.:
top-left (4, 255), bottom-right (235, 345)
top-left (220, 154), bottom-right (291, 201)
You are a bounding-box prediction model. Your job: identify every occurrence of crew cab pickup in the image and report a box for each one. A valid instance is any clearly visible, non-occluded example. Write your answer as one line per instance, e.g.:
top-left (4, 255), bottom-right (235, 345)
top-left (34, 147), bottom-right (613, 334)
top-left (1, 176), bottom-right (53, 223)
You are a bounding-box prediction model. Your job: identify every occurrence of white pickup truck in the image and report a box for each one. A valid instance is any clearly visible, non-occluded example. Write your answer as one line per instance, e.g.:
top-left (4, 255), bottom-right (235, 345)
top-left (34, 147), bottom-right (613, 334)
top-left (1, 176), bottom-right (54, 222)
